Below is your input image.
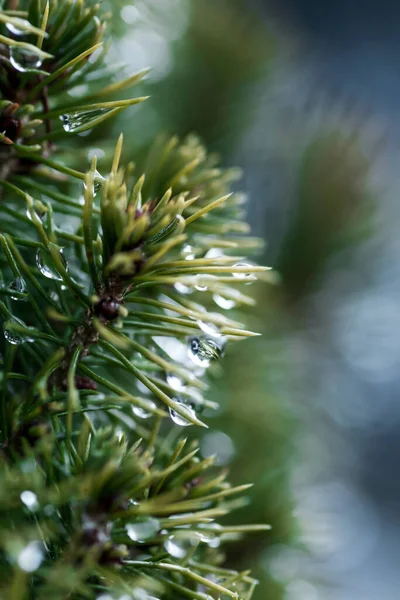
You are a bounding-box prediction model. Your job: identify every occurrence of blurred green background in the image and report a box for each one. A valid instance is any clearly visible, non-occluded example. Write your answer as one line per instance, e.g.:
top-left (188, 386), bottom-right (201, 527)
top-left (81, 1), bottom-right (400, 599)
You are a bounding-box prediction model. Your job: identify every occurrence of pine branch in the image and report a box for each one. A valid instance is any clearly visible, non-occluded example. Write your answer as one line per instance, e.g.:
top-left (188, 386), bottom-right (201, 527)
top-left (0, 2), bottom-right (276, 599)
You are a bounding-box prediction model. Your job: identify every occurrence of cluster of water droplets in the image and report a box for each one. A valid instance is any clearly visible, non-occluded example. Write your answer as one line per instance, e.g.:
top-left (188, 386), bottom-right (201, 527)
top-left (152, 315), bottom-right (227, 426)
top-left (164, 324), bottom-right (225, 425)
top-left (174, 245), bottom-right (257, 305)
top-left (174, 246), bottom-right (256, 375)
top-left (160, 246), bottom-right (258, 427)
top-left (174, 245), bottom-right (212, 294)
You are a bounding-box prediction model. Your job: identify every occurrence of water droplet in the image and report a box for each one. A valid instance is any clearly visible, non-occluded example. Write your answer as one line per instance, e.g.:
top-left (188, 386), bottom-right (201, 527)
top-left (136, 380), bottom-right (151, 396)
top-left (213, 293), bottom-right (236, 310)
top-left (120, 4), bottom-right (141, 25)
top-left (197, 523), bottom-right (222, 547)
top-left (153, 337), bottom-right (187, 364)
top-left (166, 373), bottom-right (186, 392)
top-left (9, 277), bottom-right (27, 301)
top-left (17, 541), bottom-right (43, 572)
top-left (94, 177), bottom-right (105, 195)
top-left (132, 400), bottom-right (156, 420)
top-left (232, 262), bottom-right (255, 283)
top-left (133, 590), bottom-right (161, 600)
top-left (88, 147), bottom-right (106, 161)
top-left (68, 84), bottom-right (89, 99)
top-left (208, 537), bottom-right (221, 548)
top-left (20, 459), bottom-right (36, 474)
top-left (197, 574), bottom-right (223, 596)
top-left (60, 108), bottom-right (109, 133)
top-left (188, 336), bottom-right (225, 368)
top-left (174, 282), bottom-right (193, 295)
top-left (6, 20), bottom-right (30, 36)
top-left (126, 517), bottom-right (160, 542)
top-left (182, 244), bottom-right (195, 260)
top-left (205, 248), bottom-right (224, 259)
top-left (164, 533), bottom-right (201, 558)
top-left (153, 336), bottom-right (205, 376)
top-left (194, 274), bottom-right (218, 292)
top-left (10, 46), bottom-right (42, 72)
top-left (50, 290), bottom-right (60, 303)
top-left (201, 431), bottom-right (235, 466)
top-left (36, 247), bottom-right (67, 281)
top-left (83, 169), bottom-right (105, 196)
top-left (169, 398), bottom-right (196, 427)
top-left (20, 490), bottom-right (38, 511)
top-left (197, 320), bottom-right (223, 338)
top-left (3, 317), bottom-right (34, 345)
top-left (185, 388), bottom-right (206, 414)
top-left (194, 277), bottom-right (208, 292)
top-left (26, 206), bottom-right (44, 222)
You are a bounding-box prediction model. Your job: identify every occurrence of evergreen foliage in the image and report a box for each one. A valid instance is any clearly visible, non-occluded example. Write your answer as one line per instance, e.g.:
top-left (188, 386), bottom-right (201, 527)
top-left (0, 2), bottom-right (271, 599)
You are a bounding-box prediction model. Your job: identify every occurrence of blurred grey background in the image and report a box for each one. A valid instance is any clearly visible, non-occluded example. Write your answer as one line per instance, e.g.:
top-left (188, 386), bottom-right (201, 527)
top-left (245, 1), bottom-right (400, 599)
